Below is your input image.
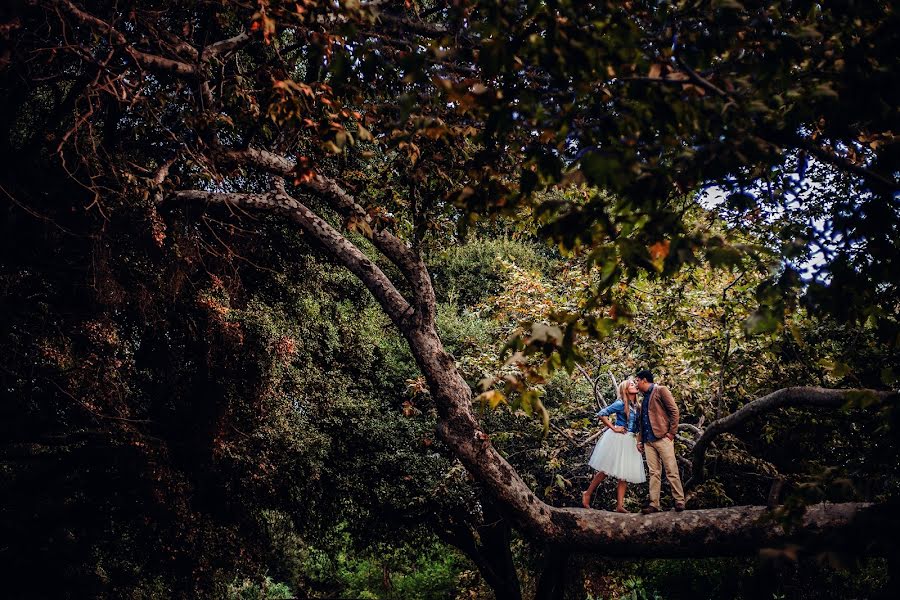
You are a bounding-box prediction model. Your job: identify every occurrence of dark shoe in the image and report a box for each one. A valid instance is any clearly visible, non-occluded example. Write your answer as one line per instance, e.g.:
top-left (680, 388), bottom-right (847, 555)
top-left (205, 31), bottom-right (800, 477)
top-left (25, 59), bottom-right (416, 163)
top-left (641, 506), bottom-right (659, 514)
top-left (674, 502), bottom-right (685, 512)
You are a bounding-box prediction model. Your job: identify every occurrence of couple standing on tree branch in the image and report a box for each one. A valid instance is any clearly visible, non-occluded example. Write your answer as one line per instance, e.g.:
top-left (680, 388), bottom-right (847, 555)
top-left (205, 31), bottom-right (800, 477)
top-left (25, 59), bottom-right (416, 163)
top-left (582, 369), bottom-right (686, 514)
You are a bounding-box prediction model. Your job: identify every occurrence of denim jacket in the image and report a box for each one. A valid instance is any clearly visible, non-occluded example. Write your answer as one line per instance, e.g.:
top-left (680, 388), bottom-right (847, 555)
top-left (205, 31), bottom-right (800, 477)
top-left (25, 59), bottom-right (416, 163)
top-left (596, 400), bottom-right (639, 433)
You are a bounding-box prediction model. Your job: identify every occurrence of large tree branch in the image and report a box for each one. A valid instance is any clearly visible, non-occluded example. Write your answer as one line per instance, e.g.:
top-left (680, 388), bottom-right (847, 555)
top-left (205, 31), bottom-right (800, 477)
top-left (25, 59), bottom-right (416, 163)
top-left (201, 32), bottom-right (251, 61)
top-left (545, 502), bottom-right (884, 556)
top-left (686, 387), bottom-right (899, 489)
top-left (167, 190), bottom-right (414, 328)
top-left (218, 146), bottom-right (436, 327)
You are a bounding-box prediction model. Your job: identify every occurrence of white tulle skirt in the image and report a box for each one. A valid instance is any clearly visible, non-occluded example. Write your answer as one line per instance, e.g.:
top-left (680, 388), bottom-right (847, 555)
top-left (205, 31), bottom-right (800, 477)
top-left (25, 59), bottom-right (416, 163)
top-left (588, 431), bottom-right (646, 484)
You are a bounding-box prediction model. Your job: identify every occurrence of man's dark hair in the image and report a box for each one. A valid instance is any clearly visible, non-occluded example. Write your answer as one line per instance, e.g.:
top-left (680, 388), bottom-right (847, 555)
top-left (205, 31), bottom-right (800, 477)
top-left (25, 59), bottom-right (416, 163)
top-left (636, 369), bottom-right (654, 383)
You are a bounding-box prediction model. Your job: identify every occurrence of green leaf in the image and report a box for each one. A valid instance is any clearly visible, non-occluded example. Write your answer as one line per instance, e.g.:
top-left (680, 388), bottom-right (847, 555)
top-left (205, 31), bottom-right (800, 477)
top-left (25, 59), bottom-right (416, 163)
top-left (580, 153), bottom-right (622, 188)
top-left (520, 389), bottom-right (536, 416)
top-left (706, 246), bottom-right (744, 268)
top-left (843, 390), bottom-right (881, 409)
top-left (745, 307), bottom-right (780, 334)
top-left (535, 396), bottom-right (550, 438)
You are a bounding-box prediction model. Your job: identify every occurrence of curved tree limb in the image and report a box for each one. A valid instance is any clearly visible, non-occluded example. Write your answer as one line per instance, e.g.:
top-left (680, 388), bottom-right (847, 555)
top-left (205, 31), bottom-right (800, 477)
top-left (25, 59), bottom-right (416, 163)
top-left (686, 387), bottom-right (899, 489)
top-left (678, 423), bottom-right (704, 437)
top-left (575, 363), bottom-right (607, 409)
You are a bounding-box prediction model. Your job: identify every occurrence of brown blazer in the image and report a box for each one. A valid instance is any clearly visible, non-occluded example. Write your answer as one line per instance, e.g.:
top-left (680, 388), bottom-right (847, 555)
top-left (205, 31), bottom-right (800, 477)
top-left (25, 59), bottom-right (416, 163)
top-left (636, 384), bottom-right (679, 442)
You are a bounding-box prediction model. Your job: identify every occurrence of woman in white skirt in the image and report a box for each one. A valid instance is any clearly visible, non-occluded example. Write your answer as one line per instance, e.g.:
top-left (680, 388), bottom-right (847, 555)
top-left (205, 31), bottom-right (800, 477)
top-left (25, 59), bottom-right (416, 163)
top-left (582, 378), bottom-right (646, 512)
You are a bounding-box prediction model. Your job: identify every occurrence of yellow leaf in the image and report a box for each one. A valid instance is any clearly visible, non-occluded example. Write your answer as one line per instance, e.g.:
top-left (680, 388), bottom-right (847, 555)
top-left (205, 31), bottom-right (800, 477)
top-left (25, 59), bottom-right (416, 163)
top-left (476, 390), bottom-right (506, 410)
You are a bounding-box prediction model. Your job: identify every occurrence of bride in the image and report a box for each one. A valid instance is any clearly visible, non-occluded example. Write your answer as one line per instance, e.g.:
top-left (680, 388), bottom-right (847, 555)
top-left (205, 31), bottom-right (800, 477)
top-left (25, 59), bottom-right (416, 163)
top-left (582, 378), bottom-right (646, 512)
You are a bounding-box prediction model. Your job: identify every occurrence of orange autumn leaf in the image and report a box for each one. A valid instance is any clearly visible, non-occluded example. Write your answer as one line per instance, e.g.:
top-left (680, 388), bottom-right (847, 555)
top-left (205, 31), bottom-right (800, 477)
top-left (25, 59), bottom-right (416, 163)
top-left (649, 240), bottom-right (670, 261)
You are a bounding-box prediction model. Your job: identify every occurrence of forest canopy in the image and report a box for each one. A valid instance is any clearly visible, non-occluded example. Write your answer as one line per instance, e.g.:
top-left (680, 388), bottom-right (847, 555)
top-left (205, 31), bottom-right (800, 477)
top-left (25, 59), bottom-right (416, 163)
top-left (1, 1), bottom-right (898, 598)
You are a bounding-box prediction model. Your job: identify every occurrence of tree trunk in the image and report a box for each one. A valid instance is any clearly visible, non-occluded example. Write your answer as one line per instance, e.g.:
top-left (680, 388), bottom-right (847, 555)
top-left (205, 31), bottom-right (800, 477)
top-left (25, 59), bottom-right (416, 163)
top-left (535, 547), bottom-right (570, 600)
top-left (478, 500), bottom-right (523, 600)
top-left (436, 505), bottom-right (522, 600)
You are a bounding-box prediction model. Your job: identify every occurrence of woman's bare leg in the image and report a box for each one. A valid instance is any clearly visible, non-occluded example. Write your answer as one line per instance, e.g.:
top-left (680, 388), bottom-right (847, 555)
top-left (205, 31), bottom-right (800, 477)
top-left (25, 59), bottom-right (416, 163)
top-left (582, 471), bottom-right (607, 508)
top-left (615, 480), bottom-right (628, 512)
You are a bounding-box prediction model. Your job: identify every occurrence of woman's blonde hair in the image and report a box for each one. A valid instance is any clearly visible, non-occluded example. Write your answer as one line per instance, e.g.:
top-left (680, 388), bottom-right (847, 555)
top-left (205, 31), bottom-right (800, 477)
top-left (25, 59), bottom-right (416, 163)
top-left (616, 378), bottom-right (637, 423)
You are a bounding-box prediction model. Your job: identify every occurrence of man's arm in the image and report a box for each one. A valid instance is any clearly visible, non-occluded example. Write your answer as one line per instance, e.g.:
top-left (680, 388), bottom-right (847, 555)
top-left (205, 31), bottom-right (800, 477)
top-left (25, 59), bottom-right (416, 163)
top-left (659, 386), bottom-right (679, 438)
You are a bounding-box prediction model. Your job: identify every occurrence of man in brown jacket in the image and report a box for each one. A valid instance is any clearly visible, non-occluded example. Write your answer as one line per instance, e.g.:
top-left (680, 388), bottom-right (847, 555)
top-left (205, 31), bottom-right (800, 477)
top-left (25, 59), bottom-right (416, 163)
top-left (635, 369), bottom-right (685, 513)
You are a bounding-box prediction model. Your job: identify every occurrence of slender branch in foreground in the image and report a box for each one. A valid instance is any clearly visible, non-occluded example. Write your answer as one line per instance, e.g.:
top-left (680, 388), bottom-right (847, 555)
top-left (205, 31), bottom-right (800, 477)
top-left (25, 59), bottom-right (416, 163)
top-left (678, 423), bottom-right (704, 437)
top-left (575, 364), bottom-right (607, 409)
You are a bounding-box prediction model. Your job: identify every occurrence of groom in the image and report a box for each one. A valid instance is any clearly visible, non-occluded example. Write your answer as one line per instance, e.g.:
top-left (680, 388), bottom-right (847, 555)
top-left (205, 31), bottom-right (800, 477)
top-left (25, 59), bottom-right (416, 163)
top-left (635, 369), bottom-right (685, 513)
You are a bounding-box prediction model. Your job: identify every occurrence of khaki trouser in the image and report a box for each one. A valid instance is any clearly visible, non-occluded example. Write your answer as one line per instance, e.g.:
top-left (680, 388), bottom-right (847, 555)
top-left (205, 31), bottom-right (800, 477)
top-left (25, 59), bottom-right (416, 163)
top-left (645, 437), bottom-right (685, 509)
